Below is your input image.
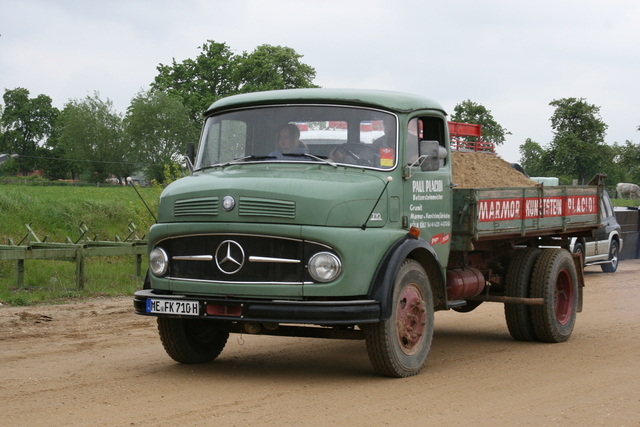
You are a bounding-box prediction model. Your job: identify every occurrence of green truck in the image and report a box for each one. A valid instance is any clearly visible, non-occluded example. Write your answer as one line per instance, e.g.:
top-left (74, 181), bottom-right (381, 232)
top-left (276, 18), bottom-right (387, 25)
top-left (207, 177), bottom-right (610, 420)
top-left (134, 89), bottom-right (601, 377)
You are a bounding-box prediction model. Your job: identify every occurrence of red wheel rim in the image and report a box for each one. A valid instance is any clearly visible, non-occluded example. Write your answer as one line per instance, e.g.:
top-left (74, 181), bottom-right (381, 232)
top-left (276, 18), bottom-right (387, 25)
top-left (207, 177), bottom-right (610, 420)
top-left (396, 284), bottom-right (427, 355)
top-left (554, 268), bottom-right (574, 325)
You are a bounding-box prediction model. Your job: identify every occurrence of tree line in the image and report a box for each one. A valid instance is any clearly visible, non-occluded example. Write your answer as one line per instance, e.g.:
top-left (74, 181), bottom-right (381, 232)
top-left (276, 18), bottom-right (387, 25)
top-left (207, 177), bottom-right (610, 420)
top-left (448, 99), bottom-right (639, 187)
top-left (1, 39), bottom-right (638, 187)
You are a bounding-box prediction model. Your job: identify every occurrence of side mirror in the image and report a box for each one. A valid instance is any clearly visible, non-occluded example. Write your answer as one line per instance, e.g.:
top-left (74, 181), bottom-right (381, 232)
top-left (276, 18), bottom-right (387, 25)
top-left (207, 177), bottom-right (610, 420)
top-left (419, 140), bottom-right (441, 171)
top-left (185, 142), bottom-right (196, 173)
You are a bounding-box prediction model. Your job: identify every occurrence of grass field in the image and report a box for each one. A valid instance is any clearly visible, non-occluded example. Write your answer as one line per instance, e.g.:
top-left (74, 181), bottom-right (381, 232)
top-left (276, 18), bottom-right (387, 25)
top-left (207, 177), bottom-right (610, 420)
top-left (0, 184), bottom-right (161, 305)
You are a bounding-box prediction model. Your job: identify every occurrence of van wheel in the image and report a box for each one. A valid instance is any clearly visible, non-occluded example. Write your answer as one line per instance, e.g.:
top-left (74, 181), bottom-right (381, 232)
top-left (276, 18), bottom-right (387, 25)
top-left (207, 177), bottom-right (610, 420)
top-left (363, 259), bottom-right (434, 377)
top-left (601, 240), bottom-right (619, 273)
top-left (157, 317), bottom-right (229, 364)
top-left (504, 247), bottom-right (541, 341)
top-left (530, 249), bottom-right (578, 343)
top-left (572, 241), bottom-right (585, 266)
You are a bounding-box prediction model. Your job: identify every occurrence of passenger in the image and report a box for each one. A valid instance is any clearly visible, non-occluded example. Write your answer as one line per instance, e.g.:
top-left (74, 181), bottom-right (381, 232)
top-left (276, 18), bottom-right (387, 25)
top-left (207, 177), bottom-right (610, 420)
top-left (269, 124), bottom-right (308, 159)
top-left (372, 115), bottom-right (396, 148)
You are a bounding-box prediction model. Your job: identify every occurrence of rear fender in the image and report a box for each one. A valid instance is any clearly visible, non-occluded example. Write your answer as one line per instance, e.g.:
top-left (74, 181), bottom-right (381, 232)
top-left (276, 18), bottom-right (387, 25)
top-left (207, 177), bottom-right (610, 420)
top-left (368, 235), bottom-right (446, 320)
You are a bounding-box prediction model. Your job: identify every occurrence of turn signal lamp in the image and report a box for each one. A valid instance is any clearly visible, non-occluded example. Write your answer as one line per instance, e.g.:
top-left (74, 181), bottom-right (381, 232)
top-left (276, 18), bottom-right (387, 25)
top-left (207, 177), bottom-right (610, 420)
top-left (408, 227), bottom-right (421, 239)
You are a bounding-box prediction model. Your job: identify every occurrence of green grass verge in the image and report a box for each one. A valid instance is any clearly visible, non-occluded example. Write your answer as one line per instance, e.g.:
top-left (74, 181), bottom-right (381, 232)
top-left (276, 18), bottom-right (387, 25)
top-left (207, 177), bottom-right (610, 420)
top-left (0, 184), bottom-right (161, 306)
top-left (0, 185), bottom-right (161, 243)
top-left (612, 198), bottom-right (640, 208)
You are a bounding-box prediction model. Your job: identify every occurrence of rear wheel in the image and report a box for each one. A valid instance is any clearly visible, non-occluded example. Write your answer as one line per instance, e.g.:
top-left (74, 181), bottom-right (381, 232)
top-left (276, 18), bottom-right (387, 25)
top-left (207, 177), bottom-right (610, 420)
top-left (504, 247), bottom-right (541, 341)
top-left (364, 259), bottom-right (434, 377)
top-left (157, 317), bottom-right (229, 364)
top-left (530, 249), bottom-right (578, 343)
top-left (601, 240), bottom-right (619, 273)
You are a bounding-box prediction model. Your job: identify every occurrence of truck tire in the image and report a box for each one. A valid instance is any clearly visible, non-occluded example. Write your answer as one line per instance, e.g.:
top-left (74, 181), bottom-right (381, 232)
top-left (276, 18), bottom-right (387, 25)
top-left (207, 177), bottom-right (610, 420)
top-left (600, 239), bottom-right (619, 273)
top-left (157, 317), bottom-right (229, 364)
top-left (530, 249), bottom-right (578, 343)
top-left (363, 259), bottom-right (434, 378)
top-left (504, 247), bottom-right (541, 341)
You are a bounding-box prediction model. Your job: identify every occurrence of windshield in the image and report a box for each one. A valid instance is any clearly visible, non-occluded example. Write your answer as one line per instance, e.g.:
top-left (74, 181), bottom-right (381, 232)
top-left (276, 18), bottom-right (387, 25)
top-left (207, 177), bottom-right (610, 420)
top-left (195, 105), bottom-right (397, 170)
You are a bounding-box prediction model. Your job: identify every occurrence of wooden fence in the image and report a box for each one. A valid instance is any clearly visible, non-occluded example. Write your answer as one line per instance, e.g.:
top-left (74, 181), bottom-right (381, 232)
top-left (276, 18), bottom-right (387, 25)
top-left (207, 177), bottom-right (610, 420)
top-left (0, 222), bottom-right (147, 289)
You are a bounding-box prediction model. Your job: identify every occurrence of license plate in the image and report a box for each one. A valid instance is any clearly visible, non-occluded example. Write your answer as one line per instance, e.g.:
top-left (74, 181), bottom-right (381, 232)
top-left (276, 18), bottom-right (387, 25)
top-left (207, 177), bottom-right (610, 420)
top-left (146, 299), bottom-right (200, 316)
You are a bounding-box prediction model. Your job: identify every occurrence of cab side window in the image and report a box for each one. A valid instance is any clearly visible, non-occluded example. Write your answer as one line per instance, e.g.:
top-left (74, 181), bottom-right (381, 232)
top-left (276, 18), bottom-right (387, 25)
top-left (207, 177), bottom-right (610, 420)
top-left (601, 191), bottom-right (614, 219)
top-left (406, 117), bottom-right (446, 165)
top-left (406, 118), bottom-right (420, 164)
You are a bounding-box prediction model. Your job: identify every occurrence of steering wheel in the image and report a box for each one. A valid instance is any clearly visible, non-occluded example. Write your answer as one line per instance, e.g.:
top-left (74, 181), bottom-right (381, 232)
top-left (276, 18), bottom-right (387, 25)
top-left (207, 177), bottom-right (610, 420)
top-left (331, 143), bottom-right (380, 166)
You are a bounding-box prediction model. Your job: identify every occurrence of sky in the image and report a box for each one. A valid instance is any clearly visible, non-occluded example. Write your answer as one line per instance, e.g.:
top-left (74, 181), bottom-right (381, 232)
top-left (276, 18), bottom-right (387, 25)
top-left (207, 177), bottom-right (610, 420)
top-left (1, 0), bottom-right (638, 163)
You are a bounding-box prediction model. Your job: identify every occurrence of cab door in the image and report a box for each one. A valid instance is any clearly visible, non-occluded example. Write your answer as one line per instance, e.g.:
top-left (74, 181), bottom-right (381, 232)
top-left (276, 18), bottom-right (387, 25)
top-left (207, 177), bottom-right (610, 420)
top-left (403, 116), bottom-right (453, 267)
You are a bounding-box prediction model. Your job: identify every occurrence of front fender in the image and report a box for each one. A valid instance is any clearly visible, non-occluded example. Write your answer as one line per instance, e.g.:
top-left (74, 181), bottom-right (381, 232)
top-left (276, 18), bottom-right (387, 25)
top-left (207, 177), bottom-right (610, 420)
top-left (367, 235), bottom-right (445, 320)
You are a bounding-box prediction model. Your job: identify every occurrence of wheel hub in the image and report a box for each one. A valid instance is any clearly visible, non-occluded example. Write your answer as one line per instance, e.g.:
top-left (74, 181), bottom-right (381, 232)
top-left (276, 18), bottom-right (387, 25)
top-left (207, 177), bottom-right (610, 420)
top-left (554, 268), bottom-right (574, 325)
top-left (396, 284), bottom-right (427, 355)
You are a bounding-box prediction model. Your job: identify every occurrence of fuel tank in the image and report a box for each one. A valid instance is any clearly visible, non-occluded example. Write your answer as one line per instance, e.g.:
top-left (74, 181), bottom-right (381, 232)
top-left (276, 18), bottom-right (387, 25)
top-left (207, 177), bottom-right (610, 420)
top-left (446, 268), bottom-right (486, 300)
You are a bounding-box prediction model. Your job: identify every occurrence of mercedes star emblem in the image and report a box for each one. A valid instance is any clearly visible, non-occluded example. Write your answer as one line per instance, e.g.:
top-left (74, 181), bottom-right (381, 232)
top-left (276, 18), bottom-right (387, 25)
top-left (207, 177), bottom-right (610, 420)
top-left (215, 240), bottom-right (245, 274)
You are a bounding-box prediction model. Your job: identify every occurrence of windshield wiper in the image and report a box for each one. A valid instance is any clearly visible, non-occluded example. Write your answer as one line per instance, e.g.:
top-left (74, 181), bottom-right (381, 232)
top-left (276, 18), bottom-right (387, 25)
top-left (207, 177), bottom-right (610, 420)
top-left (281, 153), bottom-right (337, 167)
top-left (215, 155), bottom-right (277, 168)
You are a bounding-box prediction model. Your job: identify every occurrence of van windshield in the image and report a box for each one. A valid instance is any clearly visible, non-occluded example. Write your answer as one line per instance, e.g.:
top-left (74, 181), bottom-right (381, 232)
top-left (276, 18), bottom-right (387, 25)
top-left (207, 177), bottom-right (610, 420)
top-left (195, 105), bottom-right (397, 170)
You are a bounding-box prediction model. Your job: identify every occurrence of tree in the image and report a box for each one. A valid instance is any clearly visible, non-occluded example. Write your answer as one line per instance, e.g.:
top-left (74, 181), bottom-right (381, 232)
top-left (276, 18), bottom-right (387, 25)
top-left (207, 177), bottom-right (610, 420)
top-left (450, 100), bottom-right (510, 146)
top-left (547, 98), bottom-right (608, 184)
top-left (152, 41), bottom-right (239, 122)
top-left (0, 88), bottom-right (59, 174)
top-left (34, 146), bottom-right (73, 180)
top-left (124, 89), bottom-right (199, 184)
top-left (519, 138), bottom-right (552, 177)
top-left (57, 93), bottom-right (131, 182)
top-left (235, 44), bottom-right (319, 94)
top-left (152, 41), bottom-right (318, 123)
top-left (616, 140), bottom-right (640, 184)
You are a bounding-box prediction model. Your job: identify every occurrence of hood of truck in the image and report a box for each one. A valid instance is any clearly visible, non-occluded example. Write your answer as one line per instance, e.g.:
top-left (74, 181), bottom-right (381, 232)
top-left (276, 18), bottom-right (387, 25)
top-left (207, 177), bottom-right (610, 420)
top-left (157, 166), bottom-right (391, 227)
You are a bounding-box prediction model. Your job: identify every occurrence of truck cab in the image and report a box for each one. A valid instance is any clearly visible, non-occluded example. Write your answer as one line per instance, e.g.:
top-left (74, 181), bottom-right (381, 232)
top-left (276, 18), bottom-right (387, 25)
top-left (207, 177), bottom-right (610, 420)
top-left (135, 89), bottom-right (451, 376)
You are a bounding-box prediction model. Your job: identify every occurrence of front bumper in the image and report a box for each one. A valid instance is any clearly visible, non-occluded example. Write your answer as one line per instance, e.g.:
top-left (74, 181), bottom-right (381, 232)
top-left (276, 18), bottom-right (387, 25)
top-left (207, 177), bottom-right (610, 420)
top-left (133, 289), bottom-right (381, 325)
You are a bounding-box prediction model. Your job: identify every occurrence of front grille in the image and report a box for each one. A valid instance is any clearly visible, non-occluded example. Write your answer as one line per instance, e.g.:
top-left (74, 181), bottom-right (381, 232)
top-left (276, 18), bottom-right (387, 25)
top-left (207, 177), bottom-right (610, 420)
top-left (174, 197), bottom-right (219, 217)
top-left (239, 197), bottom-right (296, 219)
top-left (158, 234), bottom-right (330, 284)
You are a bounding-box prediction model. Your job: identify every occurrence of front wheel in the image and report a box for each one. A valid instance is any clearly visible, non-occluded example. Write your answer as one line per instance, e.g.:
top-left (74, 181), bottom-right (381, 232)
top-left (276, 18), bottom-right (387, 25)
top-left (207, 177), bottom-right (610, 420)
top-left (157, 317), bottom-right (229, 364)
top-left (364, 259), bottom-right (434, 378)
top-left (530, 249), bottom-right (579, 343)
top-left (601, 240), bottom-right (619, 273)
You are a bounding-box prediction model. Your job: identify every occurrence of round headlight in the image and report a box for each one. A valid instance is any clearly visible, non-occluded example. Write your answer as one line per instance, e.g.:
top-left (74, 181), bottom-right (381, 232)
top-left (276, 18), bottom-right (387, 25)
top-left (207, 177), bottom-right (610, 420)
top-left (308, 252), bottom-right (342, 282)
top-left (149, 247), bottom-right (169, 276)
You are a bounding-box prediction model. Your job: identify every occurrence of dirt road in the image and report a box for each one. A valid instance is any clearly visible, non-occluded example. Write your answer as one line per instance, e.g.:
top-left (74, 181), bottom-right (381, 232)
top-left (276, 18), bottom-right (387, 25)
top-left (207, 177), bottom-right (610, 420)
top-left (1, 260), bottom-right (639, 426)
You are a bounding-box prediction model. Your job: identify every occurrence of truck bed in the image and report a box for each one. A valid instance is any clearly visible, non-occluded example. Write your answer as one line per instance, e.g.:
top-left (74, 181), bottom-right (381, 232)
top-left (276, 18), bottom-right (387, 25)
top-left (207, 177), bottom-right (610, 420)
top-left (451, 185), bottom-right (601, 251)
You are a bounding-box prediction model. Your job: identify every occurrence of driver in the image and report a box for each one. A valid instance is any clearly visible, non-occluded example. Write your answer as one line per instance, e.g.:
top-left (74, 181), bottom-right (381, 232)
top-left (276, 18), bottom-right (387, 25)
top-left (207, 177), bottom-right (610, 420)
top-left (269, 124), bottom-right (308, 159)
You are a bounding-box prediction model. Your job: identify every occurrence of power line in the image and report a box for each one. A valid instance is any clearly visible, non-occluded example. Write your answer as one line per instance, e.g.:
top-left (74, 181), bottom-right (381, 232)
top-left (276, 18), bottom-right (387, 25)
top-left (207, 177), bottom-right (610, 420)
top-left (9, 154), bottom-right (141, 165)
